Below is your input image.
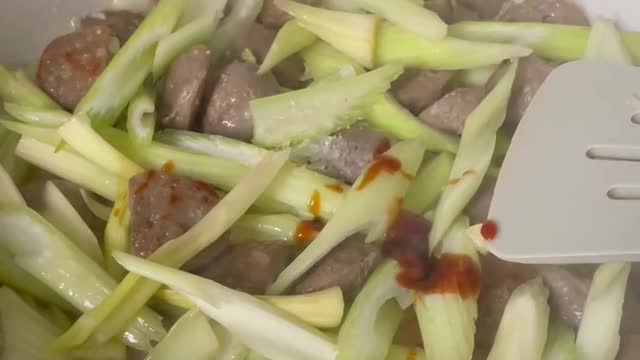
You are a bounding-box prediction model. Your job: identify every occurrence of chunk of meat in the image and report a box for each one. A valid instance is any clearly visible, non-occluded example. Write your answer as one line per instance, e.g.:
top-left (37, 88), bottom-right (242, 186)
top-left (160, 46), bottom-right (211, 130)
top-left (496, 0), bottom-right (589, 26)
top-left (424, 0), bottom-right (480, 24)
top-left (465, 176), bottom-right (496, 225)
top-left (202, 61), bottom-right (280, 142)
top-left (198, 242), bottom-right (294, 294)
top-left (37, 25), bottom-right (113, 110)
top-left (537, 264), bottom-right (591, 329)
top-left (129, 171), bottom-right (219, 258)
top-left (390, 70), bottom-right (455, 114)
top-left (80, 10), bottom-right (145, 44)
top-left (294, 236), bottom-right (382, 301)
top-left (457, 0), bottom-right (506, 19)
top-left (418, 87), bottom-right (484, 135)
top-left (290, 122), bottom-right (392, 184)
top-left (260, 0), bottom-right (321, 28)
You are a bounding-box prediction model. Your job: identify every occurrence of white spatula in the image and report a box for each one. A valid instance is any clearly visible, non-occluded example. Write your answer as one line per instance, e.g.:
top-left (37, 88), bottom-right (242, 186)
top-left (487, 60), bottom-right (640, 264)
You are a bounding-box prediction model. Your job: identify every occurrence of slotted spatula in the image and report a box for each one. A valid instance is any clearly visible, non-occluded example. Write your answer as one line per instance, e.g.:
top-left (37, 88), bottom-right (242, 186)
top-left (487, 60), bottom-right (640, 264)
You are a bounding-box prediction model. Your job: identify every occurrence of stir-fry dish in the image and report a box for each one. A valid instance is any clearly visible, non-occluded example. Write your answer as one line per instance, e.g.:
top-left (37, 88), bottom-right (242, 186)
top-left (0, 0), bottom-right (639, 359)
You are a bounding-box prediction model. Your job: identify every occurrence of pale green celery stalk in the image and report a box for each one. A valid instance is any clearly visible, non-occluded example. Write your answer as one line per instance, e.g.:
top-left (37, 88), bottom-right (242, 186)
top-left (103, 183), bottom-right (131, 280)
top-left (153, 14), bottom-right (219, 80)
top-left (486, 277), bottom-right (550, 360)
top-left (251, 63), bottom-right (403, 147)
top-left (158, 286), bottom-right (344, 328)
top-left (228, 214), bottom-right (302, 244)
top-left (377, 22), bottom-right (532, 70)
top-left (403, 152), bottom-right (454, 216)
top-left (15, 137), bottom-right (119, 201)
top-left (155, 129), bottom-right (267, 165)
top-left (367, 94), bottom-right (459, 153)
top-left (126, 87), bottom-right (156, 145)
top-left (584, 18), bottom-right (633, 65)
top-left (268, 139), bottom-right (426, 295)
top-left (0, 247), bottom-right (72, 311)
top-left (300, 41), bottom-right (365, 80)
top-left (75, 0), bottom-right (187, 126)
top-left (354, 0), bottom-right (446, 41)
top-left (415, 217), bottom-right (479, 360)
top-left (103, 127), bottom-right (344, 219)
top-left (4, 102), bottom-right (71, 127)
top-left (0, 163), bottom-right (26, 206)
top-left (56, 150), bottom-right (288, 349)
top-left (0, 207), bottom-right (166, 351)
top-left (321, 0), bottom-right (363, 12)
top-left (209, 0), bottom-right (263, 65)
top-left (106, 0), bottom-right (155, 13)
top-left (543, 320), bottom-right (577, 360)
top-left (0, 66), bottom-right (60, 109)
top-left (59, 114), bottom-right (143, 178)
top-left (449, 21), bottom-right (640, 65)
top-left (80, 189), bottom-right (113, 222)
top-left (386, 346), bottom-right (426, 360)
top-left (337, 260), bottom-right (410, 360)
top-left (258, 20), bottom-right (317, 75)
top-left (70, 340), bottom-right (127, 360)
top-left (115, 252), bottom-right (337, 360)
top-left (146, 309), bottom-right (219, 360)
top-left (0, 119), bottom-right (61, 145)
top-left (178, 0), bottom-right (227, 27)
top-left (492, 129), bottom-right (511, 167)
top-left (576, 262), bottom-right (631, 360)
top-left (0, 286), bottom-right (67, 360)
top-left (0, 130), bottom-right (31, 186)
top-left (275, 0), bottom-right (378, 68)
top-left (455, 65), bottom-right (498, 87)
top-left (430, 60), bottom-right (518, 249)
top-left (211, 322), bottom-right (251, 360)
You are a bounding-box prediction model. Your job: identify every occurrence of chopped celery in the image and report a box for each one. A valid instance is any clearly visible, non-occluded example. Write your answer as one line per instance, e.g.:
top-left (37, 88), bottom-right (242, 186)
top-left (80, 189), bottom-right (112, 222)
top-left (251, 63), bottom-right (403, 147)
top-left (0, 163), bottom-right (25, 206)
top-left (153, 14), bottom-right (220, 80)
top-left (430, 60), bottom-right (518, 249)
top-left (455, 65), bottom-right (499, 87)
top-left (75, 0), bottom-right (187, 126)
top-left (115, 252), bottom-right (337, 360)
top-left (449, 21), bottom-right (640, 65)
top-left (126, 87), bottom-right (156, 145)
top-left (0, 287), bottom-right (66, 360)
top-left (0, 129), bottom-right (31, 186)
top-left (228, 214), bottom-right (302, 243)
top-left (57, 151), bottom-right (288, 349)
top-left (337, 260), bottom-right (409, 360)
top-left (300, 41), bottom-right (365, 80)
top-left (0, 207), bottom-right (166, 351)
top-left (376, 22), bottom-right (532, 70)
top-left (103, 183), bottom-right (131, 280)
top-left (353, 0), bottom-right (446, 41)
top-left (321, 0), bottom-right (363, 12)
top-left (258, 20), bottom-right (317, 75)
top-left (69, 340), bottom-right (127, 360)
top-left (178, 0), bottom-right (227, 27)
top-left (103, 127), bottom-right (344, 219)
top-left (146, 309), bottom-right (219, 360)
top-left (4, 102), bottom-right (71, 127)
top-left (158, 286), bottom-right (344, 328)
top-left (275, 0), bottom-right (378, 68)
top-left (415, 217), bottom-right (479, 360)
top-left (0, 66), bottom-right (60, 109)
top-left (584, 18), bottom-right (633, 65)
top-left (211, 322), bottom-right (251, 360)
top-left (367, 94), bottom-right (459, 153)
top-left (403, 152), bottom-right (454, 214)
top-left (576, 262), bottom-right (630, 360)
top-left (268, 139), bottom-right (426, 295)
top-left (543, 320), bottom-right (577, 360)
top-left (209, 0), bottom-right (263, 65)
top-left (486, 277), bottom-right (550, 360)
top-left (106, 0), bottom-right (155, 13)
top-left (465, 223), bottom-right (490, 255)
top-left (0, 119), bottom-right (61, 145)
top-left (15, 137), bottom-right (119, 201)
top-left (59, 114), bottom-right (143, 178)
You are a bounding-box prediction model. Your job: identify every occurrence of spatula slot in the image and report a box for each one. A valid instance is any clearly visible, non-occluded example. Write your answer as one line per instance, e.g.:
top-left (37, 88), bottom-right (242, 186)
top-left (607, 187), bottom-right (640, 200)
top-left (586, 145), bottom-right (640, 162)
top-left (630, 113), bottom-right (640, 124)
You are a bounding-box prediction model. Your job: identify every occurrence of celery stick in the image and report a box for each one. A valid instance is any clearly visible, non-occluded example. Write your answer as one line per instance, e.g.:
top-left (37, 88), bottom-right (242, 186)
top-left (103, 183), bottom-right (131, 280)
top-left (377, 22), bottom-right (532, 70)
top-left (337, 260), bottom-right (409, 360)
top-left (79, 189), bottom-right (112, 222)
top-left (70, 340), bottom-right (127, 360)
top-left (455, 65), bottom-right (498, 87)
top-left (0, 119), bottom-right (61, 145)
top-left (0, 66), bottom-right (59, 109)
top-left (321, 0), bottom-right (363, 12)
top-left (258, 20), bottom-right (317, 75)
top-left (178, 0), bottom-right (227, 27)
top-left (300, 41), bottom-right (365, 80)
top-left (4, 102), bottom-right (71, 127)
top-left (15, 137), bottom-right (119, 201)
top-left (56, 150), bottom-right (288, 349)
top-left (354, 0), bottom-right (446, 41)
top-left (576, 262), bottom-right (630, 360)
top-left (404, 152), bottom-right (454, 215)
top-left (275, 0), bottom-right (378, 68)
top-left (115, 252), bottom-right (337, 360)
top-left (251, 63), bottom-right (403, 147)
top-left (0, 163), bottom-right (25, 206)
top-left (486, 278), bottom-right (550, 360)
top-left (0, 128), bottom-right (31, 186)
top-left (211, 322), bottom-right (251, 360)
top-left (126, 86), bottom-right (156, 145)
top-left (543, 320), bottom-right (577, 360)
top-left (0, 287), bottom-right (67, 360)
top-left (430, 60), bottom-right (518, 249)
top-left (268, 139), bottom-right (426, 295)
top-left (0, 207), bottom-right (166, 351)
top-left (75, 0), bottom-right (187, 126)
top-left (146, 309), bottom-right (219, 360)
top-left (584, 18), bottom-right (633, 65)
top-left (209, 0), bottom-right (263, 65)
top-left (103, 128), bottom-right (345, 219)
top-left (153, 14), bottom-right (220, 80)
top-left (228, 214), bottom-right (302, 243)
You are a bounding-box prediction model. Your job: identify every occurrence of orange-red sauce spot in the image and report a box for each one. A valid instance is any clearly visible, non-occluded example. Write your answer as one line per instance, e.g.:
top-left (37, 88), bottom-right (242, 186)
top-left (134, 170), bottom-right (157, 195)
top-left (448, 177), bottom-right (460, 186)
top-left (357, 155), bottom-right (403, 190)
top-left (396, 254), bottom-right (481, 298)
top-left (161, 160), bottom-right (176, 173)
top-left (406, 349), bottom-right (417, 360)
top-left (325, 182), bottom-right (346, 193)
top-left (463, 169), bottom-right (476, 177)
top-left (373, 138), bottom-right (392, 158)
top-left (112, 207), bottom-right (121, 218)
top-left (307, 190), bottom-right (322, 218)
top-left (480, 220), bottom-right (498, 241)
top-left (295, 220), bottom-right (323, 246)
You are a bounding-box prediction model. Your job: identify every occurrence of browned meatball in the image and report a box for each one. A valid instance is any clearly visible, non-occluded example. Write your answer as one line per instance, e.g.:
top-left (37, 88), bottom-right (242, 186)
top-left (80, 10), bottom-right (145, 44)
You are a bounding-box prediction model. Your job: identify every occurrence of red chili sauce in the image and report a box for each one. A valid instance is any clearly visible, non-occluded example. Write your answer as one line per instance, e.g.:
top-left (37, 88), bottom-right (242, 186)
top-left (295, 220), bottom-right (324, 246)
